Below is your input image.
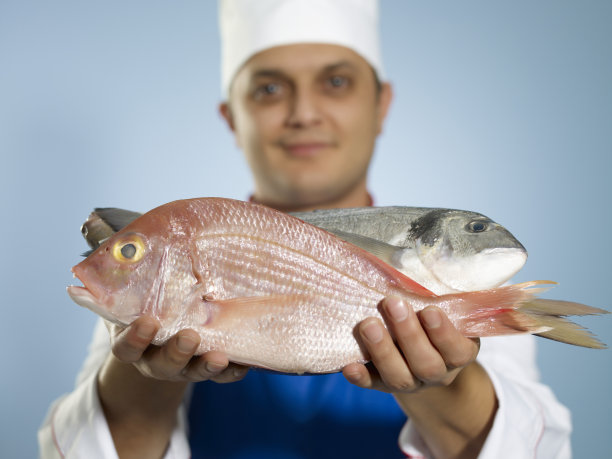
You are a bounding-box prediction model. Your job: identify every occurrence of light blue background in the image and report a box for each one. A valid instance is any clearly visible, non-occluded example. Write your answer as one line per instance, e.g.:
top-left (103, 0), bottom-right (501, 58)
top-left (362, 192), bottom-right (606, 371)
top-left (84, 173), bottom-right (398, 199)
top-left (1, 1), bottom-right (610, 457)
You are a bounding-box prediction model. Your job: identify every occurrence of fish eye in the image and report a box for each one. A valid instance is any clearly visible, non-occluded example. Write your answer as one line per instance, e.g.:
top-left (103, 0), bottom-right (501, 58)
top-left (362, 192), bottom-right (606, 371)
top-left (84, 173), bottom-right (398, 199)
top-left (112, 236), bottom-right (146, 263)
top-left (121, 243), bottom-right (137, 259)
top-left (466, 220), bottom-right (488, 233)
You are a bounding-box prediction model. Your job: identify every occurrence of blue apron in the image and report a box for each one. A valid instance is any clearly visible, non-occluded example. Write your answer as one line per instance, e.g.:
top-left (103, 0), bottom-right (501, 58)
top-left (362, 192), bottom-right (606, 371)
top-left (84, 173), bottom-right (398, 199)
top-left (187, 370), bottom-right (406, 458)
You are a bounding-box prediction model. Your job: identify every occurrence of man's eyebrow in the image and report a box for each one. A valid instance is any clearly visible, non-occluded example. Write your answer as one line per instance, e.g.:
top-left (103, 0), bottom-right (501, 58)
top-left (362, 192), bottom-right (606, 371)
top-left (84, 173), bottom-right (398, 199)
top-left (321, 61), bottom-right (359, 72)
top-left (249, 61), bottom-right (360, 80)
top-left (250, 69), bottom-right (289, 80)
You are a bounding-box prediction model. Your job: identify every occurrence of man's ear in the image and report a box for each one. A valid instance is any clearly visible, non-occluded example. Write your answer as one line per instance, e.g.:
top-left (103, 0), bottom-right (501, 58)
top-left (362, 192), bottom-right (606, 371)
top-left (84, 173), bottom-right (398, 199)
top-left (219, 102), bottom-right (235, 132)
top-left (376, 82), bottom-right (393, 135)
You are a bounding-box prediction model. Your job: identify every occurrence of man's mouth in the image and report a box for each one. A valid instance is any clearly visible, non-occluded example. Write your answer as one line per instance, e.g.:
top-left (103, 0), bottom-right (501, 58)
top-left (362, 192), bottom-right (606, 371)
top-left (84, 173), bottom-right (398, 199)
top-left (283, 142), bottom-right (331, 157)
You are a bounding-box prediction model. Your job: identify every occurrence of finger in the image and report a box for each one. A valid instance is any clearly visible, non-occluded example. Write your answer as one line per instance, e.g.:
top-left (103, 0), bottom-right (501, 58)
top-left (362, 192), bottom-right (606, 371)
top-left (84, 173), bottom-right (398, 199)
top-left (111, 316), bottom-right (160, 363)
top-left (381, 297), bottom-right (448, 385)
top-left (181, 351), bottom-right (229, 382)
top-left (342, 362), bottom-right (375, 389)
top-left (419, 306), bottom-right (480, 370)
top-left (358, 318), bottom-right (420, 392)
top-left (181, 351), bottom-right (248, 383)
top-left (210, 363), bottom-right (249, 384)
top-left (144, 329), bottom-right (200, 380)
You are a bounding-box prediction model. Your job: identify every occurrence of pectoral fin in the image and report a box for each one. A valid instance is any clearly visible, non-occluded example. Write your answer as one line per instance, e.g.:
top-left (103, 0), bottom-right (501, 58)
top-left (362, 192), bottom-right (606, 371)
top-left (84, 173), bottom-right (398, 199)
top-left (326, 229), bottom-right (404, 268)
top-left (204, 294), bottom-right (317, 327)
top-left (325, 229), bottom-right (434, 296)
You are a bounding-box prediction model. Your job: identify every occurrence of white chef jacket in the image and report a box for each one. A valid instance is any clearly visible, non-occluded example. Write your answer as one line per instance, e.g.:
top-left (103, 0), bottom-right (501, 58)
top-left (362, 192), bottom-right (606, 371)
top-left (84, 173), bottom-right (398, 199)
top-left (39, 318), bottom-right (572, 458)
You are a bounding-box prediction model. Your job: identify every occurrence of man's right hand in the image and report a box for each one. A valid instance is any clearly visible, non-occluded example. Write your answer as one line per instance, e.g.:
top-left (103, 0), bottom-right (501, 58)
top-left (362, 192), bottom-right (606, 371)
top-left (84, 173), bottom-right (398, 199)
top-left (105, 315), bottom-right (249, 383)
top-left (97, 316), bottom-right (248, 458)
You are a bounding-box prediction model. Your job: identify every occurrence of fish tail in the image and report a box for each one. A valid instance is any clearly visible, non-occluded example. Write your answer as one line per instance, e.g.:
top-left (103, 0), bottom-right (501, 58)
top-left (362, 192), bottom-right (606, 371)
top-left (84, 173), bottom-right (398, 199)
top-left (443, 281), bottom-right (609, 349)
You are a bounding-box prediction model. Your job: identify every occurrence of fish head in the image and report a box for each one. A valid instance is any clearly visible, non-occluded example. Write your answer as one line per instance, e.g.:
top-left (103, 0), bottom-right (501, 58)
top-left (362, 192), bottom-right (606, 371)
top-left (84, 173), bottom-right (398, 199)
top-left (68, 222), bottom-right (169, 326)
top-left (412, 210), bottom-right (528, 292)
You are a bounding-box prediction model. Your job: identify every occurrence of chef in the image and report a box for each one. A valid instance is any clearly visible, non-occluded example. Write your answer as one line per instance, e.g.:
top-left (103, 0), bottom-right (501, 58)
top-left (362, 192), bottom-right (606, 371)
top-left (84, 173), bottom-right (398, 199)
top-left (40, 1), bottom-right (571, 457)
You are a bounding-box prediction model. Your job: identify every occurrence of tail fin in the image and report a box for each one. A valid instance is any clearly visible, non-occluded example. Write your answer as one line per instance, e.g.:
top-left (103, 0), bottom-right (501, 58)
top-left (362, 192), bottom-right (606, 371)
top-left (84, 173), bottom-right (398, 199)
top-left (443, 281), bottom-right (609, 349)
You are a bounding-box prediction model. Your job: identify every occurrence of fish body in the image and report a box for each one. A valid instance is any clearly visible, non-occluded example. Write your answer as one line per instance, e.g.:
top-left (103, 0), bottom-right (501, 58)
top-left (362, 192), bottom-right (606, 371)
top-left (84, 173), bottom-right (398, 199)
top-left (81, 205), bottom-right (528, 294)
top-left (291, 207), bottom-right (527, 294)
top-left (68, 198), bottom-right (608, 374)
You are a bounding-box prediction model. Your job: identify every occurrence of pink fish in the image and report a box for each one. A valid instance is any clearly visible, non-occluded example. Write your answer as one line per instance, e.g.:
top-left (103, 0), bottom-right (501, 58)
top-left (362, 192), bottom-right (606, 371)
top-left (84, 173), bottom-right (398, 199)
top-left (67, 198), bottom-right (608, 373)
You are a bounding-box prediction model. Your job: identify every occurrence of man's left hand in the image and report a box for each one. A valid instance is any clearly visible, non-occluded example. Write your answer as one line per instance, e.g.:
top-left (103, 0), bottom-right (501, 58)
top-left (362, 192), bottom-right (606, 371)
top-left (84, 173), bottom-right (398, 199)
top-left (342, 296), bottom-right (480, 393)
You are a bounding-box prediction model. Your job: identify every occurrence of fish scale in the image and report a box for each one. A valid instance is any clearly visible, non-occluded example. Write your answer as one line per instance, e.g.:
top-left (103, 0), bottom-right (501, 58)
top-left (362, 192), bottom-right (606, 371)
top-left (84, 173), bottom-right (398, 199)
top-left (196, 232), bottom-right (390, 305)
top-left (184, 292), bottom-right (368, 372)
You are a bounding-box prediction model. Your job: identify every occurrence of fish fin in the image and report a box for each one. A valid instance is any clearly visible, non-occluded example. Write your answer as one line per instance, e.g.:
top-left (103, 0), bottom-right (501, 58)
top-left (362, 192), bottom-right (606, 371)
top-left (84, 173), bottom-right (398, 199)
top-left (522, 298), bottom-right (610, 317)
top-left (80, 207), bottom-right (142, 254)
top-left (313, 228), bottom-right (432, 296)
top-left (534, 316), bottom-right (608, 349)
top-left (93, 207), bottom-right (142, 231)
top-left (432, 281), bottom-right (609, 348)
top-left (523, 299), bottom-right (609, 348)
top-left (368, 257), bottom-right (435, 297)
top-left (324, 229), bottom-right (404, 268)
top-left (202, 294), bottom-right (320, 326)
top-left (81, 213), bottom-right (115, 250)
top-left (208, 294), bottom-right (307, 307)
top-left (331, 237), bottom-right (434, 297)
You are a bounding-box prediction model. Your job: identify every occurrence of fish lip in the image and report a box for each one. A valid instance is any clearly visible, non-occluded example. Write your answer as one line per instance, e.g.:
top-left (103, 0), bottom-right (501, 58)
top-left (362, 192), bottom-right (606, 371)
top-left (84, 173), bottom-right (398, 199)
top-left (481, 246), bottom-right (527, 257)
top-left (68, 267), bottom-right (116, 321)
top-left (66, 284), bottom-right (98, 306)
top-left (67, 283), bottom-right (123, 325)
top-left (70, 265), bottom-right (104, 298)
top-left (421, 246), bottom-right (529, 292)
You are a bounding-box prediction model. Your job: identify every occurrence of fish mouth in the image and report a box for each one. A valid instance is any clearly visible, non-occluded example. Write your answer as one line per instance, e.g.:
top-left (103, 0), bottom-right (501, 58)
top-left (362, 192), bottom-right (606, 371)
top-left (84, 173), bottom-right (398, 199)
top-left (421, 246), bottom-right (528, 292)
top-left (67, 269), bottom-right (118, 324)
top-left (447, 247), bottom-right (528, 291)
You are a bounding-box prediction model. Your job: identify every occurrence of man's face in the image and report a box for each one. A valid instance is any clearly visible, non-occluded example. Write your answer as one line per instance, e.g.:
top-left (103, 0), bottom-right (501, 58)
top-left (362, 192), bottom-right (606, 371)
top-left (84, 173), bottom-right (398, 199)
top-left (221, 43), bottom-right (392, 210)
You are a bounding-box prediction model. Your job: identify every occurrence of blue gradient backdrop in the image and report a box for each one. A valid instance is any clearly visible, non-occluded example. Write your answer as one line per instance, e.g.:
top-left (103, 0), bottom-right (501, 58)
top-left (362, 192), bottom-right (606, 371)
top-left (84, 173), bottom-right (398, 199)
top-left (1, 1), bottom-right (610, 457)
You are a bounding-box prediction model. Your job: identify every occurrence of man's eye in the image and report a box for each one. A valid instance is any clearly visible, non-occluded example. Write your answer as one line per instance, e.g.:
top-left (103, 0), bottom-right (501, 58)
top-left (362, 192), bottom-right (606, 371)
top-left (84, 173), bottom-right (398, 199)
top-left (326, 76), bottom-right (349, 89)
top-left (263, 83), bottom-right (280, 94)
top-left (253, 82), bottom-right (283, 100)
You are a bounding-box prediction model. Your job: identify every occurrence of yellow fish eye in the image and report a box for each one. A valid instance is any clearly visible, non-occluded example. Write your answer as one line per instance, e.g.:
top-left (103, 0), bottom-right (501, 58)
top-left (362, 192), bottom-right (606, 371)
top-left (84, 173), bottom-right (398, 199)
top-left (112, 236), bottom-right (146, 263)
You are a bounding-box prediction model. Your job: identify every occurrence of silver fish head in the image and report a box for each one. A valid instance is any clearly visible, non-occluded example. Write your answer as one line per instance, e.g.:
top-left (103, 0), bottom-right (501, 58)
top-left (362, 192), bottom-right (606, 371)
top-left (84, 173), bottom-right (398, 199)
top-left (411, 209), bottom-right (527, 292)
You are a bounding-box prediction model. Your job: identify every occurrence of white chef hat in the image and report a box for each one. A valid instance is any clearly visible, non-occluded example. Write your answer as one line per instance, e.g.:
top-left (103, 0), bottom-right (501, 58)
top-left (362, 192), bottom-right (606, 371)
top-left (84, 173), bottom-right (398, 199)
top-left (218, 0), bottom-right (384, 98)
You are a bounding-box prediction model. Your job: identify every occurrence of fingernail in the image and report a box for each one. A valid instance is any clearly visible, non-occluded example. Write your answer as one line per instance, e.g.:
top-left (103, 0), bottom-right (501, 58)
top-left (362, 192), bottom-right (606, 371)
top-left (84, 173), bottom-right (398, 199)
top-left (233, 367), bottom-right (247, 378)
top-left (362, 320), bottom-right (383, 343)
top-left (344, 369), bottom-right (362, 383)
top-left (386, 297), bottom-right (408, 322)
top-left (205, 361), bottom-right (225, 373)
top-left (422, 307), bottom-right (442, 329)
top-left (177, 335), bottom-right (198, 354)
top-left (136, 322), bottom-right (156, 340)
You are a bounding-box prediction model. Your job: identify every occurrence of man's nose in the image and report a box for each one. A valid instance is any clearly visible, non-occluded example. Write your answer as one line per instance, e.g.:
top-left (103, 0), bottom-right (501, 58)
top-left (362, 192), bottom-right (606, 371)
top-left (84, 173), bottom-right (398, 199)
top-left (285, 89), bottom-right (322, 128)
